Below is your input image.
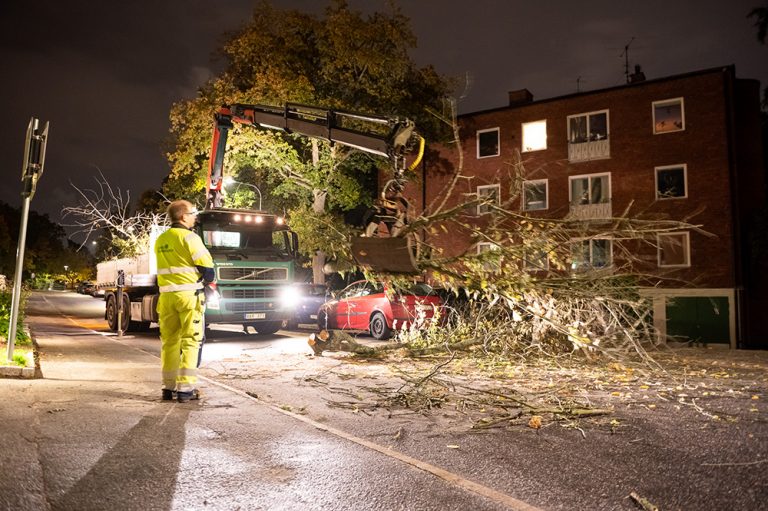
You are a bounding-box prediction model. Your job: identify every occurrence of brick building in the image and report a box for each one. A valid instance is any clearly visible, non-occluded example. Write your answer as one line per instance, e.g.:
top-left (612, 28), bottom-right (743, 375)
top-left (412, 66), bottom-right (766, 348)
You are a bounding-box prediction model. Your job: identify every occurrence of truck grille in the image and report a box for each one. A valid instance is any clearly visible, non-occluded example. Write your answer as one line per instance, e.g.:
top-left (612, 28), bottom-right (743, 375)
top-left (228, 302), bottom-right (275, 312)
top-left (221, 288), bottom-right (279, 300)
top-left (218, 267), bottom-right (288, 281)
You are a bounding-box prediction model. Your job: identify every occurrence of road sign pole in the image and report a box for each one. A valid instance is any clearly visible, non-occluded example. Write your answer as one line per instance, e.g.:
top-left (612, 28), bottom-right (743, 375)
top-left (6, 196), bottom-right (31, 362)
top-left (6, 117), bottom-right (49, 362)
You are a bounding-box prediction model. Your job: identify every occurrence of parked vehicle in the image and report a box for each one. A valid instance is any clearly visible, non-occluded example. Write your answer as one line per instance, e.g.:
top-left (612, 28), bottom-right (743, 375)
top-left (76, 281), bottom-right (95, 295)
top-left (283, 283), bottom-right (328, 329)
top-left (317, 280), bottom-right (442, 340)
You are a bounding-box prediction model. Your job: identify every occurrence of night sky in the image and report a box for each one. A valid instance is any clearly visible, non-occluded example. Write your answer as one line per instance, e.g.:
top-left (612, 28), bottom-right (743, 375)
top-left (1, 0), bottom-right (765, 237)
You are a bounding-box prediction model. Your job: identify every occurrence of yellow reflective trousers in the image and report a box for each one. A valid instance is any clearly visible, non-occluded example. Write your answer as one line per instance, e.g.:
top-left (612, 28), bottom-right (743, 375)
top-left (158, 291), bottom-right (204, 392)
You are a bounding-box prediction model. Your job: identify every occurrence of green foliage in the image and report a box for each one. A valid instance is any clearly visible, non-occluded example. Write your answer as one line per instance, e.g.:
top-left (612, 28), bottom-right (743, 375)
top-left (0, 290), bottom-right (30, 345)
top-left (287, 204), bottom-right (358, 270)
top-left (164, 0), bottom-right (452, 223)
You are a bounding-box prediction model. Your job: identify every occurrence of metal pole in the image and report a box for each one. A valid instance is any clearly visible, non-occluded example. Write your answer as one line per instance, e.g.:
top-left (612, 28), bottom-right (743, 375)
top-left (6, 196), bottom-right (31, 361)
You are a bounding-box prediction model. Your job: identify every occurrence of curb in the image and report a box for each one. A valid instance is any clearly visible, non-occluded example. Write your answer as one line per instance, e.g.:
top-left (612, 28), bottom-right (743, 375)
top-left (0, 325), bottom-right (42, 379)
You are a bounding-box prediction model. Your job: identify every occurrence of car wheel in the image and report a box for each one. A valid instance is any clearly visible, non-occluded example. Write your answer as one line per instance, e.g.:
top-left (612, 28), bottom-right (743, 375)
top-left (369, 312), bottom-right (391, 340)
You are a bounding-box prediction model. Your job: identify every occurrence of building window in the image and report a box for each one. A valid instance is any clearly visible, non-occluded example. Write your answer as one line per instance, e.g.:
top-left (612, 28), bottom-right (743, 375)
top-left (522, 179), bottom-right (548, 211)
top-left (569, 173), bottom-right (610, 205)
top-left (653, 98), bottom-right (685, 134)
top-left (568, 110), bottom-right (608, 143)
top-left (655, 164), bottom-right (687, 199)
top-left (477, 128), bottom-right (500, 158)
top-left (477, 184), bottom-right (500, 215)
top-left (477, 242), bottom-right (500, 254)
top-left (571, 238), bottom-right (612, 270)
top-left (522, 120), bottom-right (547, 152)
top-left (567, 110), bottom-right (610, 161)
top-left (658, 232), bottom-right (690, 267)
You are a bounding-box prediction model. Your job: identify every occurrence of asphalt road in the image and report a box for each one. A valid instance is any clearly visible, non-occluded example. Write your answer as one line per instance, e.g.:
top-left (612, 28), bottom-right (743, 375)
top-left (3, 291), bottom-right (766, 510)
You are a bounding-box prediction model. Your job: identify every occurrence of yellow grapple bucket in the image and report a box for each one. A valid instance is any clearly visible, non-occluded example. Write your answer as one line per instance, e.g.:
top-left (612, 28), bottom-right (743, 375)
top-left (351, 236), bottom-right (419, 274)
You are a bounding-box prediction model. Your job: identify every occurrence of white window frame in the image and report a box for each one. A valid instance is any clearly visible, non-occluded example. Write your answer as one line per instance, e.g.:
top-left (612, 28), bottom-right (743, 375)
top-left (568, 173), bottom-right (611, 205)
top-left (652, 97), bottom-right (686, 134)
top-left (477, 242), bottom-right (500, 255)
top-left (570, 238), bottom-right (613, 270)
top-left (476, 128), bottom-right (500, 159)
top-left (521, 119), bottom-right (547, 152)
top-left (476, 184), bottom-right (500, 215)
top-left (655, 164), bottom-right (688, 200)
top-left (566, 109), bottom-right (610, 143)
top-left (657, 232), bottom-right (691, 268)
top-left (522, 179), bottom-right (548, 211)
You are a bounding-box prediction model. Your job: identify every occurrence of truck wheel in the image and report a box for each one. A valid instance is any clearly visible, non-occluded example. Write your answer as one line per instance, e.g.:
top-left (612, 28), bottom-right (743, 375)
top-left (255, 321), bottom-right (283, 335)
top-left (106, 293), bottom-right (140, 333)
top-left (369, 312), bottom-right (392, 340)
top-left (105, 294), bottom-right (118, 331)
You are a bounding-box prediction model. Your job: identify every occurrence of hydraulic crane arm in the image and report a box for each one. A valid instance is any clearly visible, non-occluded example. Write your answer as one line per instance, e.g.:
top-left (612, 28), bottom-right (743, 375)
top-left (206, 102), bottom-right (422, 209)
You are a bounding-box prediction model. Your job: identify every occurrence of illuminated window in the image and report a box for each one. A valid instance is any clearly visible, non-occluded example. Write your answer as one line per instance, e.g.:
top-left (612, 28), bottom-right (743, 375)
top-left (476, 184), bottom-right (500, 215)
top-left (655, 164), bottom-right (687, 199)
top-left (658, 232), bottom-right (690, 267)
top-left (522, 179), bottom-right (548, 211)
top-left (477, 128), bottom-right (500, 158)
top-left (571, 238), bottom-right (612, 270)
top-left (522, 120), bottom-right (547, 152)
top-left (653, 98), bottom-right (685, 134)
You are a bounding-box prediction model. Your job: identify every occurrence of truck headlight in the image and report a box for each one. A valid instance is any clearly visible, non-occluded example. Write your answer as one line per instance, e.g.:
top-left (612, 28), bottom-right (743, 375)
top-left (205, 285), bottom-right (221, 310)
top-left (279, 285), bottom-right (300, 309)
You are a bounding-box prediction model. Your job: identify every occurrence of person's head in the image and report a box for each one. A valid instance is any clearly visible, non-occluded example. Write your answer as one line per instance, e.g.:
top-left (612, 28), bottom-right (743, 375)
top-left (167, 200), bottom-right (198, 228)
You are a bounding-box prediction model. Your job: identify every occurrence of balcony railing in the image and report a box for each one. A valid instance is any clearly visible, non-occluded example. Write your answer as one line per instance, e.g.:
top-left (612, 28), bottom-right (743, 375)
top-left (568, 201), bottom-right (612, 220)
top-left (568, 139), bottom-right (610, 162)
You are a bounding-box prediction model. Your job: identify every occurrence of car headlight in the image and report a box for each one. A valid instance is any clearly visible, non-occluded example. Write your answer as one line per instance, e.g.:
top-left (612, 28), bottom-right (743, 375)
top-left (279, 285), bottom-right (300, 308)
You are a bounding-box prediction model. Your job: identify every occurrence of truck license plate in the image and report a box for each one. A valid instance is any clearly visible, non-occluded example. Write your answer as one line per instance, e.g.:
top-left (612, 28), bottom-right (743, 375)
top-left (245, 313), bottom-right (266, 320)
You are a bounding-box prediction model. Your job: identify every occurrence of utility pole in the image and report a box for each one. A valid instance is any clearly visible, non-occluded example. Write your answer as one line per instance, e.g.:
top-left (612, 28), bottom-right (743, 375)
top-left (7, 118), bottom-right (49, 362)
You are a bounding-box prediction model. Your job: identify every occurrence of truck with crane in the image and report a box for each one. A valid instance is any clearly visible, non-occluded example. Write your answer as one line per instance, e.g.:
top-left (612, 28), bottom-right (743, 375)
top-left (96, 102), bottom-right (424, 334)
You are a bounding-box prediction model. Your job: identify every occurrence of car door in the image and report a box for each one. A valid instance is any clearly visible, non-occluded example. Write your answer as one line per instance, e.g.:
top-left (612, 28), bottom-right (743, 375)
top-left (336, 282), bottom-right (364, 329)
top-left (345, 282), bottom-right (376, 330)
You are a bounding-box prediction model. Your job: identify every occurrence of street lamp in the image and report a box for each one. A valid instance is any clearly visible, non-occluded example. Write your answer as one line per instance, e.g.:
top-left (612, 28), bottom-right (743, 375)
top-left (223, 176), bottom-right (263, 210)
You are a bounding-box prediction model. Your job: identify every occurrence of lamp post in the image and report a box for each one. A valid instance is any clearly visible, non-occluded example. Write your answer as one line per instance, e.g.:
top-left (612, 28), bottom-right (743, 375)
top-left (223, 176), bottom-right (263, 210)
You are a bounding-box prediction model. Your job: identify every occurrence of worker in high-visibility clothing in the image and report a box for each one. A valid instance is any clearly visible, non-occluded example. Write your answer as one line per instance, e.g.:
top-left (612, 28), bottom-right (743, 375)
top-left (155, 200), bottom-right (214, 402)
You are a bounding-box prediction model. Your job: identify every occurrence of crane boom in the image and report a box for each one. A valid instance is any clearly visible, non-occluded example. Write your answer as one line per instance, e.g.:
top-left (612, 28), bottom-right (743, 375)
top-left (206, 102), bottom-right (418, 209)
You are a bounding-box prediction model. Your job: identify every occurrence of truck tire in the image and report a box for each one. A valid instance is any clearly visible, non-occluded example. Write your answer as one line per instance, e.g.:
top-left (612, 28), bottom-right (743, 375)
top-left (106, 293), bottom-right (147, 333)
top-left (255, 321), bottom-right (283, 335)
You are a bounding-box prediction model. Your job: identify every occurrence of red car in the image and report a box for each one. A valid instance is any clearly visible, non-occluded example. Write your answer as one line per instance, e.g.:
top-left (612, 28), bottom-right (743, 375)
top-left (317, 280), bottom-right (442, 340)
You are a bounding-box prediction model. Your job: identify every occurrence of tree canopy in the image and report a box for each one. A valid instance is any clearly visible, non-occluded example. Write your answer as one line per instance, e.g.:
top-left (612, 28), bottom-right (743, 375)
top-left (163, 0), bottom-right (452, 277)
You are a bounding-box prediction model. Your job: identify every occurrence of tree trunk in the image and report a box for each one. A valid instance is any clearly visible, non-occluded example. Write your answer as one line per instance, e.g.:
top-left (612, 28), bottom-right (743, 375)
top-left (311, 139), bottom-right (327, 285)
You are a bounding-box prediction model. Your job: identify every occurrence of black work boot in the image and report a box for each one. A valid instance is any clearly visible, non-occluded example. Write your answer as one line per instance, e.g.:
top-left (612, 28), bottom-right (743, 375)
top-left (162, 389), bottom-right (176, 401)
top-left (177, 389), bottom-right (200, 403)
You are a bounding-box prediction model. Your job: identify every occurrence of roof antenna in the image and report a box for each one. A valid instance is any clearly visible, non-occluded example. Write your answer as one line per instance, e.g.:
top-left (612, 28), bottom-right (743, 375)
top-left (576, 76), bottom-right (585, 93)
top-left (620, 37), bottom-right (635, 83)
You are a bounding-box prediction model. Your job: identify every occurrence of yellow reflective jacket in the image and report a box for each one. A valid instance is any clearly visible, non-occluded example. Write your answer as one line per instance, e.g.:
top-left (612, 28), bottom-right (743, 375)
top-left (155, 227), bottom-right (214, 293)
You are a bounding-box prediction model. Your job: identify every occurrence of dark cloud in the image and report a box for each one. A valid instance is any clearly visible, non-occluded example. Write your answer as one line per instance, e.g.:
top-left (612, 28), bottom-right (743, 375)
top-left (1, 0), bottom-right (765, 239)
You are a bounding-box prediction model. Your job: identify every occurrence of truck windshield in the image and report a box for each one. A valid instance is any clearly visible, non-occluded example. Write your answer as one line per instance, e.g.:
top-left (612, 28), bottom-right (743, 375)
top-left (201, 227), bottom-right (287, 251)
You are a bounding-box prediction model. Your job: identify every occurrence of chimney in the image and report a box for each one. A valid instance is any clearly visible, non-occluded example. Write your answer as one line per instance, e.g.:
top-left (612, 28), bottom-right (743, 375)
top-left (508, 89), bottom-right (533, 107)
top-left (629, 64), bottom-right (646, 83)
